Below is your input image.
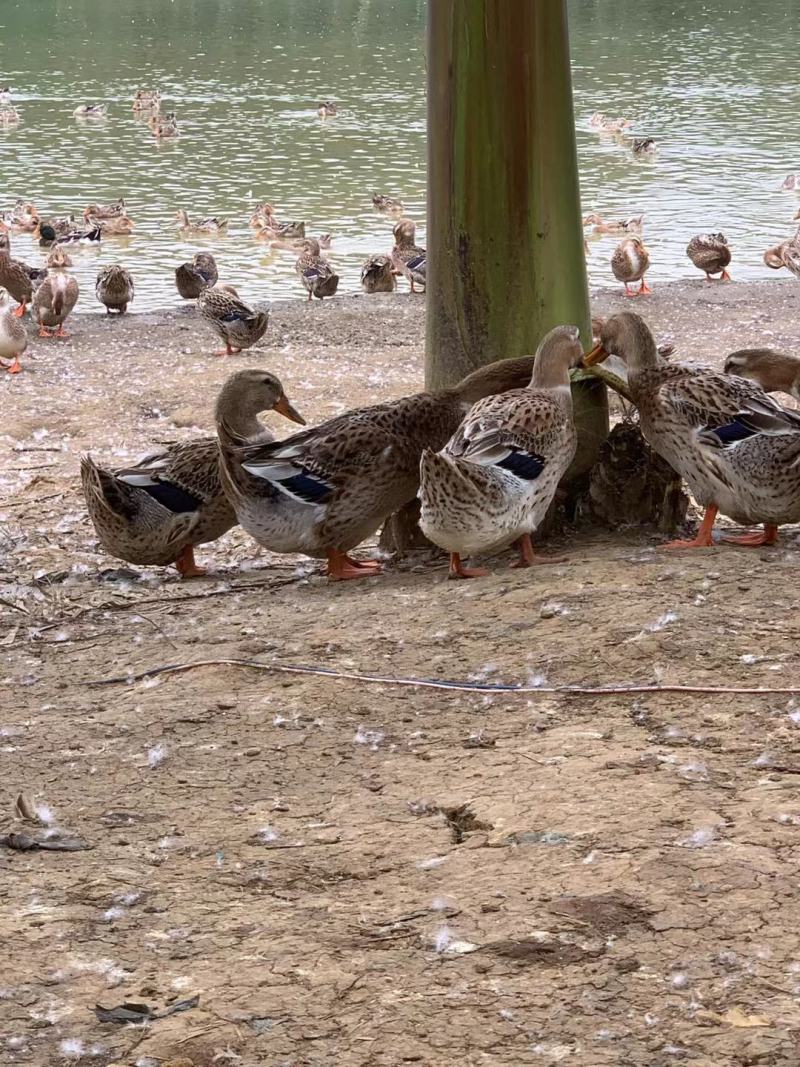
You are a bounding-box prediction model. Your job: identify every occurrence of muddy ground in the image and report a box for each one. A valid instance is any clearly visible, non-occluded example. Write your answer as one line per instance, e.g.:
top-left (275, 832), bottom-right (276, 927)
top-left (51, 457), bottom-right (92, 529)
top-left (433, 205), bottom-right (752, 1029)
top-left (3, 280), bottom-right (800, 1067)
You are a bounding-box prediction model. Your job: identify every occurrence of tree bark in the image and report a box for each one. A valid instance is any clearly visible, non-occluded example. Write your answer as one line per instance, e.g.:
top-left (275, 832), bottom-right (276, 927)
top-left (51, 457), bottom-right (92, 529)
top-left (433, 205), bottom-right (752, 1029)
top-left (426, 0), bottom-right (607, 469)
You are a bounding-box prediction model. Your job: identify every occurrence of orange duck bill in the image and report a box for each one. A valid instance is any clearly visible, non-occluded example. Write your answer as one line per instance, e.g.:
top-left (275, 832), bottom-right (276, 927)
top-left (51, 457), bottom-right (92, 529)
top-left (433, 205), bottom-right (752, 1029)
top-left (582, 342), bottom-right (609, 367)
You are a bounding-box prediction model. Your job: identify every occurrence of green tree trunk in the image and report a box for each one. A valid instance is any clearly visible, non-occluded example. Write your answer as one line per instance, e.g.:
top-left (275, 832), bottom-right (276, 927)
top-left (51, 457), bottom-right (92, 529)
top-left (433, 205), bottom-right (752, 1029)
top-left (426, 0), bottom-right (607, 477)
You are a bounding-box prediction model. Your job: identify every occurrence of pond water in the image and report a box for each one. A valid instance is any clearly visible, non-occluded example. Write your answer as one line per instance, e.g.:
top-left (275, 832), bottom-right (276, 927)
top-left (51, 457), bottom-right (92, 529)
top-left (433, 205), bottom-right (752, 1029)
top-left (2, 0), bottom-right (799, 311)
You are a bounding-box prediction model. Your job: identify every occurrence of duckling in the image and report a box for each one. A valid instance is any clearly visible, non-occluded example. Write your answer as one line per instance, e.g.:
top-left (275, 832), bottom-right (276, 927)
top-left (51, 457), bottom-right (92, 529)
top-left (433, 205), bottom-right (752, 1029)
top-left (175, 209), bottom-right (227, 235)
top-left (96, 265), bottom-right (134, 314)
top-left (197, 286), bottom-right (269, 355)
top-left (83, 198), bottom-right (126, 221)
top-left (0, 286), bottom-right (27, 372)
top-left (419, 325), bottom-right (582, 578)
top-left (583, 213), bottom-right (644, 236)
top-left (611, 235), bottom-right (652, 296)
top-left (0, 107), bottom-right (20, 125)
top-left (686, 233), bottom-right (732, 281)
top-left (317, 101), bottom-right (338, 118)
top-left (81, 369), bottom-right (305, 578)
top-left (372, 193), bottom-right (405, 214)
top-left (73, 104), bottom-right (107, 118)
top-left (32, 272), bottom-right (79, 339)
top-left (391, 218), bottom-right (426, 292)
top-left (632, 137), bottom-right (657, 157)
top-left (361, 254), bottom-right (396, 294)
top-left (175, 253), bottom-right (218, 300)
top-left (47, 245), bottom-right (73, 269)
top-left (295, 239), bottom-right (339, 300)
top-left (723, 348), bottom-right (800, 401)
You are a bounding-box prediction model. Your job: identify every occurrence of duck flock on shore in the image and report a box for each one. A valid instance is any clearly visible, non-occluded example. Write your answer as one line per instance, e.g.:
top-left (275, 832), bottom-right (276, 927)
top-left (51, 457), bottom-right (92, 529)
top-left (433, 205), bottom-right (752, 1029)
top-left (6, 88), bottom-right (800, 581)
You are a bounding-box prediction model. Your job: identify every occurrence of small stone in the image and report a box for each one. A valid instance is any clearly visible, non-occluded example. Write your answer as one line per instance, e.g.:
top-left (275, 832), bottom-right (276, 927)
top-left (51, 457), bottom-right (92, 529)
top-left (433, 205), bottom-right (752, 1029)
top-left (216, 699), bottom-right (237, 710)
top-left (243, 747), bottom-right (261, 758)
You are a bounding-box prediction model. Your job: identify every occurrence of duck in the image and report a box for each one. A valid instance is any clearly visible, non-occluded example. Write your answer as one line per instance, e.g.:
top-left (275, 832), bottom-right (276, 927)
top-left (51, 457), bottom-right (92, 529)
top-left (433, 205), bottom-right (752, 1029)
top-left (583, 213), bottom-right (644, 236)
top-left (418, 325), bottom-right (582, 579)
top-left (686, 233), bottom-right (732, 281)
top-left (763, 234), bottom-right (800, 278)
top-left (175, 209), bottom-right (227, 235)
top-left (7, 202), bottom-right (38, 231)
top-left (317, 101), bottom-right (338, 118)
top-left (32, 272), bottom-right (79, 339)
top-left (723, 348), bottom-right (800, 401)
top-left (0, 247), bottom-right (46, 315)
top-left (0, 87), bottom-right (11, 106)
top-left (37, 222), bottom-right (102, 246)
top-left (73, 104), bottom-right (108, 118)
top-left (391, 218), bottom-right (426, 292)
top-left (254, 219), bottom-right (308, 242)
top-left (0, 287), bottom-right (27, 373)
top-left (93, 216), bottom-right (134, 236)
top-left (133, 89), bottom-right (161, 112)
top-left (82, 369), bottom-right (305, 578)
top-left (197, 285), bottom-right (269, 355)
top-left (632, 137), bottom-right (657, 157)
top-left (96, 265), bottom-right (134, 314)
top-left (591, 114), bottom-right (631, 133)
top-left (295, 239), bottom-right (339, 300)
top-left (83, 198), bottom-right (126, 221)
top-left (153, 113), bottom-right (178, 138)
top-left (175, 252), bottom-right (218, 299)
top-left (611, 235), bottom-right (652, 296)
top-left (585, 311), bottom-right (800, 548)
top-left (0, 107), bottom-right (20, 125)
top-left (780, 174), bottom-right (800, 191)
top-left (372, 193), bottom-right (405, 214)
top-left (216, 353), bottom-right (545, 581)
top-left (360, 254), bottom-right (396, 294)
top-left (46, 245), bottom-right (73, 268)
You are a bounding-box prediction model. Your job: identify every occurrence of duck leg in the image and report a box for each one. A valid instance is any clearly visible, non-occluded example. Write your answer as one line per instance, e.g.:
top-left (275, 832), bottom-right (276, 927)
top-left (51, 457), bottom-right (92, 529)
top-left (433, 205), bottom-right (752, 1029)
top-left (660, 505), bottom-right (718, 549)
top-left (327, 548), bottom-right (380, 580)
top-left (511, 534), bottom-right (568, 567)
top-left (638, 278), bottom-right (653, 294)
top-left (6, 357), bottom-right (22, 374)
top-left (13, 302), bottom-right (26, 317)
top-left (623, 282), bottom-right (636, 298)
top-left (448, 552), bottom-right (488, 579)
top-left (720, 269), bottom-right (732, 282)
top-left (55, 325), bottom-right (70, 339)
top-left (343, 555), bottom-right (382, 572)
top-left (38, 325), bottom-right (52, 338)
top-left (174, 545), bottom-right (207, 578)
top-left (214, 343), bottom-right (238, 357)
top-left (723, 524), bottom-right (778, 547)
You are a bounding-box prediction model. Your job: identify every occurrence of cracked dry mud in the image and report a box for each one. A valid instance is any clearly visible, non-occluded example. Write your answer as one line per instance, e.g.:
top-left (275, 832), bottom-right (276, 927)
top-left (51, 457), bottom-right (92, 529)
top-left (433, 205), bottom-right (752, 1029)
top-left (2, 281), bottom-right (800, 1066)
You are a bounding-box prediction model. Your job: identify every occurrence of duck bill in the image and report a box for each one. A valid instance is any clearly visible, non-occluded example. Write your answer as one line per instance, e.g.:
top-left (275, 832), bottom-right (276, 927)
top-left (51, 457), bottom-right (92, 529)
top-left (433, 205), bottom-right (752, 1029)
top-left (275, 396), bottom-right (306, 425)
top-left (583, 342), bottom-right (609, 367)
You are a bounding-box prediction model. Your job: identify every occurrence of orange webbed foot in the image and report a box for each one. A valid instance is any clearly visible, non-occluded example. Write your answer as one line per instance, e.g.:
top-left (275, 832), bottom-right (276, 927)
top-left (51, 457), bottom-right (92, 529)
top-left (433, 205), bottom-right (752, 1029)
top-left (448, 553), bottom-right (488, 579)
top-left (510, 534), bottom-right (568, 568)
top-left (327, 549), bottom-right (381, 581)
top-left (7, 357), bottom-right (22, 374)
top-left (175, 546), bottom-right (207, 578)
top-left (13, 304), bottom-right (26, 317)
top-left (723, 525), bottom-right (778, 547)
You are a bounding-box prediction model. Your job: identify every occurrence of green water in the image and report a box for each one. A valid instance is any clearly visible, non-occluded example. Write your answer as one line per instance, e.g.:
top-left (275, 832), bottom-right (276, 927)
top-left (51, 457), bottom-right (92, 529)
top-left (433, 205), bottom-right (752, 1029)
top-left (2, 0), bottom-right (799, 310)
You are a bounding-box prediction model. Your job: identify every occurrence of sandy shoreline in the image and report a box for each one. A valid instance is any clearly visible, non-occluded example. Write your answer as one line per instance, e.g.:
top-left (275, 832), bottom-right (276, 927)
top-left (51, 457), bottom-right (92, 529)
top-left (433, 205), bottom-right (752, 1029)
top-left (3, 279), bottom-right (800, 1067)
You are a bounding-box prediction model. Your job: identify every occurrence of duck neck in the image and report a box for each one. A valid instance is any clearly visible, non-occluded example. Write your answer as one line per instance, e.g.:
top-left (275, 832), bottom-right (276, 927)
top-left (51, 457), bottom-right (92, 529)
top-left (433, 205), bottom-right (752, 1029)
top-left (215, 391), bottom-right (269, 439)
top-left (453, 355), bottom-right (539, 406)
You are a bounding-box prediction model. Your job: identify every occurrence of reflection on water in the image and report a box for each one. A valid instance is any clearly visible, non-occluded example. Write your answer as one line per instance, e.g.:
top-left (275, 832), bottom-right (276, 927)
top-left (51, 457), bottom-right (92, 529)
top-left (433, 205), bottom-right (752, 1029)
top-left (2, 0), bottom-right (800, 311)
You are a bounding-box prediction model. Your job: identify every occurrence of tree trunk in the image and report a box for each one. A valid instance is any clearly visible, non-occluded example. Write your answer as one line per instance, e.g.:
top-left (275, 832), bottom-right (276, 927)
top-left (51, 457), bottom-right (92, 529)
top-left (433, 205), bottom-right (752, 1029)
top-left (426, 0), bottom-right (607, 471)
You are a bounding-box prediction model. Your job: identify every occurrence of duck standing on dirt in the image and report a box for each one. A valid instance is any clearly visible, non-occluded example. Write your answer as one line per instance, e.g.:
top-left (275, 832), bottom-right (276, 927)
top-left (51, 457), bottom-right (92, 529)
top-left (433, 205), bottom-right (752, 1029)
top-left (32, 272), bottom-right (79, 338)
top-left (0, 287), bottom-right (27, 373)
top-left (81, 369), bottom-right (305, 578)
top-left (96, 265), bottom-right (134, 314)
top-left (197, 285), bottom-right (269, 355)
top-left (295, 238), bottom-right (339, 301)
top-left (390, 218), bottom-right (426, 293)
top-left (686, 233), bottom-right (732, 281)
top-left (611, 235), bottom-right (651, 296)
top-left (585, 311), bottom-right (800, 548)
top-left (175, 252), bottom-right (218, 299)
top-left (419, 326), bottom-right (581, 579)
top-left (360, 254), bottom-right (396, 294)
top-left (0, 245), bottom-right (46, 316)
top-left (217, 355), bottom-right (546, 581)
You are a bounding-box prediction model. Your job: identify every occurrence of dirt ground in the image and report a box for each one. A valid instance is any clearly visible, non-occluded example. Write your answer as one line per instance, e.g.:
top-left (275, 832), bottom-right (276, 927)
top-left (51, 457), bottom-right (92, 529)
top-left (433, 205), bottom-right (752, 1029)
top-left (3, 280), bottom-right (800, 1067)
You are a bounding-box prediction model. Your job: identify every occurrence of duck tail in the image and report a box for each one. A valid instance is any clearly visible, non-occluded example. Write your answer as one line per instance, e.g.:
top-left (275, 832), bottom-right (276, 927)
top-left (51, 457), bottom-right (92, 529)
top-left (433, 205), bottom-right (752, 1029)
top-left (80, 455), bottom-right (137, 520)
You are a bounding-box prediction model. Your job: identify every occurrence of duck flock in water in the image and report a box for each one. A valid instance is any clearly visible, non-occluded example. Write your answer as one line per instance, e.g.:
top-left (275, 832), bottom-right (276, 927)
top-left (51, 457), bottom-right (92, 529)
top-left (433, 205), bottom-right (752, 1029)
top-left (3, 89), bottom-right (800, 580)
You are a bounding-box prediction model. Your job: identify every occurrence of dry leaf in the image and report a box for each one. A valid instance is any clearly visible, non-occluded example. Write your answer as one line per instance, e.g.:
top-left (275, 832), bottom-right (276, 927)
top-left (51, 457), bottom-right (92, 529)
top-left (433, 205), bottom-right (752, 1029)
top-left (696, 1007), bottom-right (770, 1028)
